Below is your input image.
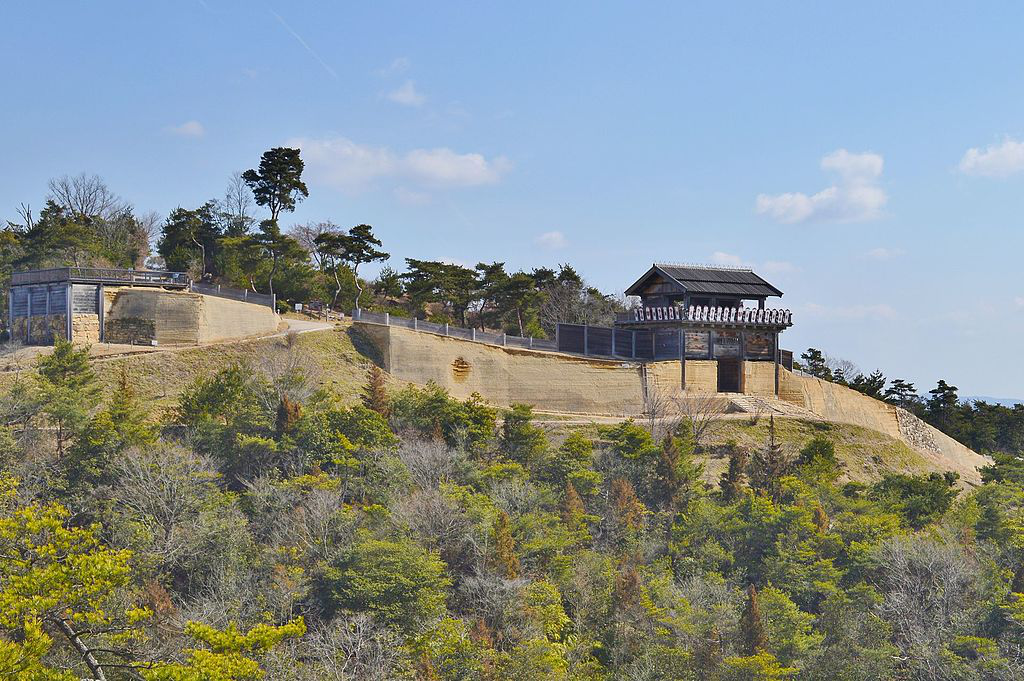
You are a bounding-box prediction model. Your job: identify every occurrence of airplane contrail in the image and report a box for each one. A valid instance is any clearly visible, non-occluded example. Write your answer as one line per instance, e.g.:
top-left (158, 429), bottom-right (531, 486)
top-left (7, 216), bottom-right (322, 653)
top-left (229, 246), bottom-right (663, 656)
top-left (269, 9), bottom-right (340, 81)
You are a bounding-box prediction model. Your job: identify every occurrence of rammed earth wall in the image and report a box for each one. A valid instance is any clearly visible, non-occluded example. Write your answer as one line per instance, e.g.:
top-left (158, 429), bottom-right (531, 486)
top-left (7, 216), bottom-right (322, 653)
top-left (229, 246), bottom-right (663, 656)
top-left (102, 288), bottom-right (278, 345)
top-left (357, 322), bottom-right (989, 484)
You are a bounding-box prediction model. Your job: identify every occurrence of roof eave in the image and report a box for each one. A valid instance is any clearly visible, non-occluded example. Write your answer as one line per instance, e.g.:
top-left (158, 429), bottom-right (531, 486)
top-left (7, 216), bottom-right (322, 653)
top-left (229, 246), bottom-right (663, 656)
top-left (624, 264), bottom-right (687, 297)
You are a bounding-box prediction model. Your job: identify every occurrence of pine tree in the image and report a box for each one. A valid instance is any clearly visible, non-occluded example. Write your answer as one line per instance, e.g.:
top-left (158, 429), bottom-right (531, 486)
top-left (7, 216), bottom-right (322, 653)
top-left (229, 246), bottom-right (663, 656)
top-left (719, 441), bottom-right (750, 502)
top-left (654, 432), bottom-right (704, 512)
top-left (749, 415), bottom-right (790, 501)
top-left (500, 404), bottom-right (547, 466)
top-left (275, 395), bottom-right (302, 437)
top-left (35, 338), bottom-right (99, 455)
top-left (67, 367), bottom-right (156, 490)
top-left (694, 626), bottom-right (724, 681)
top-left (493, 510), bottom-right (520, 579)
top-left (611, 478), bottom-right (646, 531)
top-left (799, 348), bottom-right (832, 381)
top-left (740, 584), bottom-right (767, 655)
top-left (813, 504), bottom-right (829, 533)
top-left (361, 364), bottom-right (390, 417)
top-left (654, 435), bottom-right (682, 511)
top-left (106, 367), bottom-right (155, 446)
top-left (561, 480), bottom-right (586, 530)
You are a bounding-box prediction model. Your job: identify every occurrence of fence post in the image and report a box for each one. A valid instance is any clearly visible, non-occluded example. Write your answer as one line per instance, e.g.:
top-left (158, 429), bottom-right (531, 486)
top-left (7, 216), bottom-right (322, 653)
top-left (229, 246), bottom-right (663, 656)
top-left (631, 330), bottom-right (636, 359)
top-left (243, 289), bottom-right (247, 300)
top-left (272, 294), bottom-right (276, 312)
top-left (413, 318), bottom-right (418, 331)
top-left (583, 325), bottom-right (589, 356)
top-left (529, 336), bottom-right (533, 349)
top-left (445, 323), bottom-right (449, 336)
top-left (385, 312), bottom-right (390, 326)
top-left (217, 284), bottom-right (221, 293)
top-left (471, 328), bottom-right (476, 341)
top-left (555, 324), bottom-right (560, 351)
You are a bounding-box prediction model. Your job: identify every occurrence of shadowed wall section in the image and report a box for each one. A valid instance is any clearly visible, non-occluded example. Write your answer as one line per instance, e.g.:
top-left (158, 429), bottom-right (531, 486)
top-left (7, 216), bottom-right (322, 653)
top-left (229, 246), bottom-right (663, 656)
top-left (104, 288), bottom-right (278, 345)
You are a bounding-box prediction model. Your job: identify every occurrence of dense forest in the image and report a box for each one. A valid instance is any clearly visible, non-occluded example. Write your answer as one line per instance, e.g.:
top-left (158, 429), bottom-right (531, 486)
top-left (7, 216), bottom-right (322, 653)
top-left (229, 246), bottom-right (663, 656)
top-left (1, 338), bottom-right (1024, 679)
top-left (4, 148), bottom-right (1024, 679)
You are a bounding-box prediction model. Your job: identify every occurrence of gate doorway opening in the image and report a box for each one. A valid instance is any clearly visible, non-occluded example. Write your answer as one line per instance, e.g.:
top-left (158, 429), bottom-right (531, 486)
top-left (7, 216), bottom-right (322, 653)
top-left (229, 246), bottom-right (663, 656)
top-left (717, 359), bottom-right (741, 393)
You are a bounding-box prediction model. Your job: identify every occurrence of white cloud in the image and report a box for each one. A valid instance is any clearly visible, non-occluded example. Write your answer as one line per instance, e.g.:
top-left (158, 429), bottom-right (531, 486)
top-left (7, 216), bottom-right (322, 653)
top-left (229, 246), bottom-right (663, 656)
top-left (756, 149), bottom-right (887, 224)
top-left (708, 252), bottom-right (794, 275)
top-left (803, 302), bottom-right (898, 321)
top-left (386, 80), bottom-right (425, 107)
top-left (1015, 297), bottom-right (1024, 308)
top-left (711, 251), bottom-right (745, 267)
top-left (404, 147), bottom-right (508, 186)
top-left (536, 231), bottom-right (567, 250)
top-left (166, 120), bottom-right (205, 137)
top-left (288, 135), bottom-right (511, 192)
top-left (959, 137), bottom-right (1024, 177)
top-left (393, 187), bottom-right (432, 205)
top-left (866, 247), bottom-right (905, 260)
top-left (377, 57), bottom-right (411, 76)
top-left (761, 260), bottom-right (796, 275)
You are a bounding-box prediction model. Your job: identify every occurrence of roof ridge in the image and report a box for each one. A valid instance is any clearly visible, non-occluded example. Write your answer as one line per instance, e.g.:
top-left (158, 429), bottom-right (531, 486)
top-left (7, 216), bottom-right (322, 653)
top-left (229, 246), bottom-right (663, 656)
top-left (655, 262), bottom-right (754, 272)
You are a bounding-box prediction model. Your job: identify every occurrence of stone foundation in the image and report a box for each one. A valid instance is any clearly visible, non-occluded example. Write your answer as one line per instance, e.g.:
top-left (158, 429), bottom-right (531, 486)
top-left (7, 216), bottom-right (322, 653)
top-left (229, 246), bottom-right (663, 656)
top-left (71, 314), bottom-right (101, 343)
top-left (11, 314), bottom-right (68, 345)
top-left (104, 317), bottom-right (157, 345)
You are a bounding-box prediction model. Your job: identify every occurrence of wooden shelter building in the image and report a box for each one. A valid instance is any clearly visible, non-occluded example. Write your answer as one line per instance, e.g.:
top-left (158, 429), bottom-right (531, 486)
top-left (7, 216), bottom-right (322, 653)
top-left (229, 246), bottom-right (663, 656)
top-left (8, 267), bottom-right (189, 344)
top-left (617, 263), bottom-right (793, 393)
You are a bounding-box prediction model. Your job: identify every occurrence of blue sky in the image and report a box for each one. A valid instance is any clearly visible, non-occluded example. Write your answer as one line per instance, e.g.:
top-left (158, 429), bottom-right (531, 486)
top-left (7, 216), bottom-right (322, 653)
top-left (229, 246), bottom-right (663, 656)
top-left (2, 1), bottom-right (1023, 396)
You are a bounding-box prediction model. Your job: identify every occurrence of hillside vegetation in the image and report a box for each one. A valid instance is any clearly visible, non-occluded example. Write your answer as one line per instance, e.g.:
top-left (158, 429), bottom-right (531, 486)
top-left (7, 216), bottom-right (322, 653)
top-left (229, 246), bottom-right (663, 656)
top-left (2, 336), bottom-right (1023, 680)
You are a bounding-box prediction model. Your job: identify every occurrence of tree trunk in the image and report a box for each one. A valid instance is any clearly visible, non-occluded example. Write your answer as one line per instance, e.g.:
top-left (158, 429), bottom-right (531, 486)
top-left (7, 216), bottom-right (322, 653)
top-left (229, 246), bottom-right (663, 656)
top-left (192, 235), bottom-right (206, 277)
top-left (53, 617), bottom-right (107, 681)
top-left (268, 253), bottom-right (278, 297)
top-left (353, 264), bottom-right (364, 311)
top-left (331, 258), bottom-right (342, 310)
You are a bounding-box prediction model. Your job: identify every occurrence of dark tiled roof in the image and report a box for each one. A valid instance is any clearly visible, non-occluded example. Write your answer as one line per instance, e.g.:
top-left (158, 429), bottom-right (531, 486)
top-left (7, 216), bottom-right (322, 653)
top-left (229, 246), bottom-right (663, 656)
top-left (626, 264), bottom-right (783, 298)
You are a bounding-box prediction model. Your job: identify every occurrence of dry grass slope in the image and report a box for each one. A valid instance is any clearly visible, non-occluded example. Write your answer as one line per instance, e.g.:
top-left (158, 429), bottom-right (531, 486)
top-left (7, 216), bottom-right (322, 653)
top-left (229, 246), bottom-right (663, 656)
top-left (0, 323), bottom-right (978, 485)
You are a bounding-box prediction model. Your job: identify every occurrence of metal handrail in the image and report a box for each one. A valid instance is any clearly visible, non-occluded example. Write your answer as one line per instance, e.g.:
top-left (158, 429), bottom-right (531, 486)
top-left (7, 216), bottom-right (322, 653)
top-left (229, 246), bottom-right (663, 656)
top-left (11, 267), bottom-right (189, 287)
top-left (349, 308), bottom-right (556, 351)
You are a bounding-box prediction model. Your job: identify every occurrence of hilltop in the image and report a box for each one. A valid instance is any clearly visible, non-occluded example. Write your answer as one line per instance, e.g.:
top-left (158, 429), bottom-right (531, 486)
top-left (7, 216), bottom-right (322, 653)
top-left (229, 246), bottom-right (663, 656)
top-left (0, 318), bottom-right (985, 487)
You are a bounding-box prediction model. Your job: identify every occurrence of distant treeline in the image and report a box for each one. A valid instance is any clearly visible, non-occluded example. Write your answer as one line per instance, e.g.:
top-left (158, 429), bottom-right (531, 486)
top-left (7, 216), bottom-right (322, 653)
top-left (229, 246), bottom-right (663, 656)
top-left (2, 147), bottom-right (624, 338)
top-left (798, 347), bottom-right (1024, 457)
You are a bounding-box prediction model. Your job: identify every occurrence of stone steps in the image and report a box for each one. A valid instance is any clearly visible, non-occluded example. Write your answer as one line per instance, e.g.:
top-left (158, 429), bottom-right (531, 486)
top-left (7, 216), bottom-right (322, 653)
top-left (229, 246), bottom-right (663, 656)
top-left (726, 394), bottom-right (820, 419)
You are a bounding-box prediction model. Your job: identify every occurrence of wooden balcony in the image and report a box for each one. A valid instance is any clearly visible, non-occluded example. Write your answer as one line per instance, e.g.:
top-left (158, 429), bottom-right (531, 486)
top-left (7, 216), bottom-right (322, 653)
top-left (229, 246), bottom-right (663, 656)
top-left (11, 267), bottom-right (189, 288)
top-left (615, 305), bottom-right (793, 329)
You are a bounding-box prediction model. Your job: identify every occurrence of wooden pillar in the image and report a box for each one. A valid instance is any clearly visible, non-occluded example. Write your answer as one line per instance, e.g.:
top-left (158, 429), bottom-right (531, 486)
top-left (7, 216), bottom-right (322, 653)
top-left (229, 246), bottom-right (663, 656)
top-left (773, 331), bottom-right (780, 397)
top-left (7, 287), bottom-right (14, 343)
top-left (679, 327), bottom-right (686, 391)
top-left (25, 287), bottom-right (31, 344)
top-left (65, 283), bottom-right (72, 341)
top-left (98, 285), bottom-right (105, 343)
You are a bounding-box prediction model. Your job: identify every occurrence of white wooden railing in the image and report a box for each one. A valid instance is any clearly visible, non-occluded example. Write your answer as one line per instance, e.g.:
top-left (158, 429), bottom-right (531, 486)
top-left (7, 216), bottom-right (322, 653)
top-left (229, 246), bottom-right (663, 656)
top-left (624, 305), bottom-right (793, 326)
